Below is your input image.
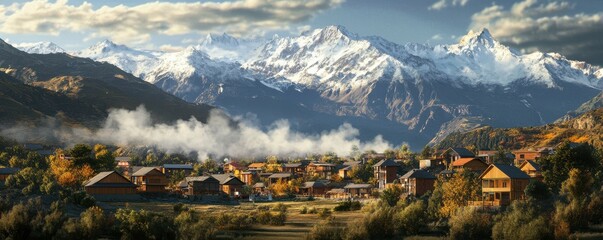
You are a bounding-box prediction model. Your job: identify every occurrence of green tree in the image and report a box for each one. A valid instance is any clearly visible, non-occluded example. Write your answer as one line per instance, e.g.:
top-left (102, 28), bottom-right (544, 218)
top-left (540, 142), bottom-right (599, 193)
top-left (492, 202), bottom-right (552, 240)
top-left (492, 147), bottom-right (511, 164)
top-left (93, 144), bottom-right (115, 171)
top-left (69, 144), bottom-right (93, 166)
top-left (380, 185), bottom-right (403, 207)
top-left (115, 208), bottom-right (176, 240)
top-left (448, 208), bottom-right (492, 240)
top-left (420, 145), bottom-right (433, 159)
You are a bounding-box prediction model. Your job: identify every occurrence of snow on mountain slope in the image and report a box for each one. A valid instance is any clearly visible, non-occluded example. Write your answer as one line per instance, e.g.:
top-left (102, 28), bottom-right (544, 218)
top-left (74, 40), bottom-right (160, 78)
top-left (14, 42), bottom-right (65, 54)
top-left (195, 33), bottom-right (264, 62)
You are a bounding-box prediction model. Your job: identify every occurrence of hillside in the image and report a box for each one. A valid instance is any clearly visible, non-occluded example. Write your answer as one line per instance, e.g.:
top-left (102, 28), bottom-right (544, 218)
top-left (0, 38), bottom-right (216, 127)
top-left (437, 108), bottom-right (603, 149)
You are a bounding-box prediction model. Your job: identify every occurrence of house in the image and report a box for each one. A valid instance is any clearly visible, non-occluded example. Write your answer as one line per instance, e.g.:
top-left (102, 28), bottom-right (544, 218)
top-left (223, 162), bottom-right (246, 174)
top-left (115, 157), bottom-right (131, 172)
top-left (253, 182), bottom-right (267, 193)
top-left (513, 147), bottom-right (553, 166)
top-left (338, 161), bottom-right (362, 179)
top-left (444, 148), bottom-right (475, 165)
top-left (0, 167), bottom-right (20, 183)
top-left (212, 174), bottom-right (245, 197)
top-left (268, 173), bottom-right (292, 185)
top-left (450, 158), bottom-right (488, 172)
top-left (307, 162), bottom-right (336, 179)
top-left (326, 188), bottom-right (347, 199)
top-left (400, 169), bottom-right (436, 197)
top-left (281, 161), bottom-right (309, 176)
top-left (240, 171), bottom-right (255, 185)
top-left (185, 176), bottom-right (221, 195)
top-left (83, 171), bottom-right (138, 200)
top-left (130, 167), bottom-right (168, 192)
top-left (373, 159), bottom-right (400, 189)
top-left (299, 181), bottom-right (328, 196)
top-left (479, 164), bottom-right (531, 206)
top-left (162, 164), bottom-right (193, 178)
top-left (344, 183), bottom-right (373, 198)
top-left (247, 162), bottom-right (266, 173)
top-left (519, 160), bottom-right (543, 181)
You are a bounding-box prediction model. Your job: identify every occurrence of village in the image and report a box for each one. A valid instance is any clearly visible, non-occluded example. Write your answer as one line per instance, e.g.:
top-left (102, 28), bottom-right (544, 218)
top-left (1, 144), bottom-right (552, 206)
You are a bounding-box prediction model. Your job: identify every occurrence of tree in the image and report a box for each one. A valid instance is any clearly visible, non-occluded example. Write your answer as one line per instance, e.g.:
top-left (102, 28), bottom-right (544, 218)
top-left (69, 144), bottom-right (93, 166)
top-left (115, 209), bottom-right (176, 240)
top-left (492, 202), bottom-right (552, 240)
top-left (394, 200), bottom-right (428, 236)
top-left (439, 169), bottom-right (481, 217)
top-left (380, 185), bottom-right (403, 207)
top-left (561, 168), bottom-right (594, 202)
top-left (524, 180), bottom-right (551, 203)
top-left (492, 147), bottom-right (511, 165)
top-left (420, 145), bottom-right (434, 159)
top-left (448, 208), bottom-right (492, 240)
top-left (93, 144), bottom-right (115, 171)
top-left (396, 144), bottom-right (413, 160)
top-left (541, 142), bottom-right (599, 193)
top-left (265, 156), bottom-right (281, 172)
top-left (350, 145), bottom-right (361, 160)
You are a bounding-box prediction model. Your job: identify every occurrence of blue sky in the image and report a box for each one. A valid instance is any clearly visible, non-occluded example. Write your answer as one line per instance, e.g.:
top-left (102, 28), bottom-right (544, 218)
top-left (1, 0), bottom-right (602, 64)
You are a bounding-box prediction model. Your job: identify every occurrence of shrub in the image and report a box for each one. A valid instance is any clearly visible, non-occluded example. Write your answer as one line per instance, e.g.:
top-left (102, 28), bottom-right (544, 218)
top-left (300, 206), bottom-right (308, 214)
top-left (306, 217), bottom-right (343, 240)
top-left (333, 200), bottom-right (362, 212)
top-left (114, 208), bottom-right (177, 240)
top-left (318, 208), bottom-right (332, 219)
top-left (173, 203), bottom-right (189, 213)
top-left (448, 207), bottom-right (492, 240)
top-left (394, 201), bottom-right (427, 236)
top-left (380, 185), bottom-right (403, 207)
top-left (254, 209), bottom-right (287, 226)
top-left (272, 203), bottom-right (288, 212)
top-left (175, 210), bottom-right (216, 240)
top-left (308, 207), bottom-right (318, 214)
top-left (492, 202), bottom-right (552, 240)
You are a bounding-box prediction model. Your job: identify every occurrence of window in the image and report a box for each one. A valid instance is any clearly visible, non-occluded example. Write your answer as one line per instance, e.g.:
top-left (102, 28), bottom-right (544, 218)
top-left (502, 181), bottom-right (507, 188)
top-left (519, 154), bottom-right (525, 159)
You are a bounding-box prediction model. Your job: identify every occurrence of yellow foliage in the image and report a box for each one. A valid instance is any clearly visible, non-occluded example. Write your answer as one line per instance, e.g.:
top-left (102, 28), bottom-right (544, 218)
top-left (543, 132), bottom-right (556, 140)
top-left (569, 135), bottom-right (589, 143)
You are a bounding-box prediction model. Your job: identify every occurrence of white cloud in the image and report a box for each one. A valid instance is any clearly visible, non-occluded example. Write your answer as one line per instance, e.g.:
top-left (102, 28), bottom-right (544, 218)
top-left (0, 0), bottom-right (344, 44)
top-left (2, 106), bottom-right (392, 160)
top-left (470, 0), bottom-right (603, 65)
top-left (159, 44), bottom-right (184, 53)
top-left (429, 0), bottom-right (469, 11)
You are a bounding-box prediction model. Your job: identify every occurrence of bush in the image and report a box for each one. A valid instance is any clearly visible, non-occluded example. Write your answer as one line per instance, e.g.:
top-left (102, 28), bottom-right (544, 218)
top-left (300, 206), bottom-right (308, 214)
top-left (175, 210), bottom-right (216, 240)
top-left (254, 209), bottom-right (287, 226)
top-left (448, 207), bottom-right (492, 240)
top-left (394, 201), bottom-right (427, 236)
top-left (492, 202), bottom-right (553, 240)
top-left (173, 203), bottom-right (188, 213)
top-left (318, 208), bottom-right (332, 219)
top-left (306, 217), bottom-right (343, 240)
top-left (79, 206), bottom-right (114, 239)
top-left (309, 207), bottom-right (318, 214)
top-left (114, 208), bottom-right (177, 240)
top-left (380, 185), bottom-right (403, 207)
top-left (333, 200), bottom-right (362, 212)
top-left (272, 203), bottom-right (288, 212)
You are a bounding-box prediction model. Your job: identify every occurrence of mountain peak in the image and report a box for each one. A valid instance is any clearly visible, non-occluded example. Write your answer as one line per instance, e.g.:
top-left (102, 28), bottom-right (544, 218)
top-left (202, 33), bottom-right (239, 46)
top-left (459, 28), bottom-right (495, 46)
top-left (14, 41), bottom-right (65, 54)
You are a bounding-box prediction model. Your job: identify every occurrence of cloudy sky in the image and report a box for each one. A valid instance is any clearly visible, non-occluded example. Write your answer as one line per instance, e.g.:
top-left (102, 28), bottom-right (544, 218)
top-left (1, 0), bottom-right (602, 65)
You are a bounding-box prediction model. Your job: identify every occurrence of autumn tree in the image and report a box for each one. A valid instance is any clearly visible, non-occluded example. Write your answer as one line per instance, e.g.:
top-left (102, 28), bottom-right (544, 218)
top-left (93, 144), bottom-right (115, 171)
top-left (265, 156), bottom-right (281, 172)
top-left (420, 145), bottom-right (434, 159)
top-left (439, 169), bottom-right (481, 217)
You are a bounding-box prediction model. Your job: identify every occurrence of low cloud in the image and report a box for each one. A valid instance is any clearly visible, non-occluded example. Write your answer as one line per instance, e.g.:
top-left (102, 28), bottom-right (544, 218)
top-left (2, 106), bottom-right (392, 160)
top-left (429, 0), bottom-right (469, 11)
top-left (0, 0), bottom-right (344, 44)
top-left (470, 0), bottom-right (603, 65)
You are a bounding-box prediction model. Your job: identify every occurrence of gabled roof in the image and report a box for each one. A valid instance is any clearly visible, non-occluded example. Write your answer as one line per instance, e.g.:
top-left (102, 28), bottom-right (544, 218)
top-left (186, 176), bottom-right (218, 183)
top-left (327, 188), bottom-right (345, 194)
top-left (283, 163), bottom-right (302, 168)
top-left (211, 174), bottom-right (244, 185)
top-left (84, 171), bottom-right (136, 188)
top-left (225, 162), bottom-right (244, 169)
top-left (480, 164), bottom-right (531, 179)
top-left (163, 164), bottom-right (193, 170)
top-left (344, 183), bottom-right (372, 189)
top-left (248, 163), bottom-right (265, 168)
top-left (253, 182), bottom-right (266, 188)
top-left (131, 167), bottom-right (162, 177)
top-left (0, 167), bottom-right (20, 175)
top-left (301, 181), bottom-right (327, 188)
top-left (400, 169), bottom-right (436, 179)
top-left (373, 159), bottom-right (399, 167)
top-left (115, 156), bottom-right (131, 162)
top-left (309, 162), bottom-right (335, 167)
top-left (519, 160), bottom-right (541, 172)
top-left (449, 148), bottom-right (475, 158)
top-left (268, 173), bottom-right (292, 178)
top-left (451, 158), bottom-right (486, 167)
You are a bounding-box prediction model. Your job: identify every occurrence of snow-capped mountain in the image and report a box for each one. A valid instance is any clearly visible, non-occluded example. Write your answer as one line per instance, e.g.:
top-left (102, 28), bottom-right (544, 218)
top-left (14, 42), bottom-right (65, 54)
top-left (74, 40), bottom-right (160, 78)
top-left (67, 25), bottom-right (603, 148)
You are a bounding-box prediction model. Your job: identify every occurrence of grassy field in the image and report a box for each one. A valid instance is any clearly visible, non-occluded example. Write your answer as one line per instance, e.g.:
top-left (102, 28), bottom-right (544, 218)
top-left (104, 199), bottom-right (368, 239)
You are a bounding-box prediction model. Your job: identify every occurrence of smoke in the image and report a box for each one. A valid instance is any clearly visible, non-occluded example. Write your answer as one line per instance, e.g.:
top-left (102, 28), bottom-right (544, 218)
top-left (2, 106), bottom-right (393, 160)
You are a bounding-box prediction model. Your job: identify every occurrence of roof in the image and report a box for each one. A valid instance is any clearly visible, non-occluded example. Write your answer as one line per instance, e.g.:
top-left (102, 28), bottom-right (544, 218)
top-left (163, 164), bottom-right (193, 170)
top-left (248, 162), bottom-right (265, 168)
top-left (373, 159), bottom-right (399, 167)
top-left (186, 176), bottom-right (217, 182)
top-left (268, 173), bottom-right (292, 179)
top-left (344, 183), bottom-right (372, 189)
top-left (177, 180), bottom-right (188, 188)
top-left (225, 162), bottom-right (244, 168)
top-left (211, 174), bottom-right (244, 185)
top-left (131, 167), bottom-right (162, 176)
top-left (301, 181), bottom-right (327, 188)
top-left (84, 171), bottom-right (136, 188)
top-left (449, 148), bottom-right (475, 157)
top-left (451, 158), bottom-right (486, 167)
top-left (0, 167), bottom-right (20, 174)
top-left (400, 169), bottom-right (436, 179)
top-left (283, 163), bottom-right (302, 168)
top-left (115, 157), bottom-right (131, 162)
top-left (253, 182), bottom-right (266, 188)
top-left (519, 160), bottom-right (541, 172)
top-left (480, 164), bottom-right (531, 179)
top-left (310, 162), bottom-right (335, 167)
top-left (327, 188), bottom-right (345, 194)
